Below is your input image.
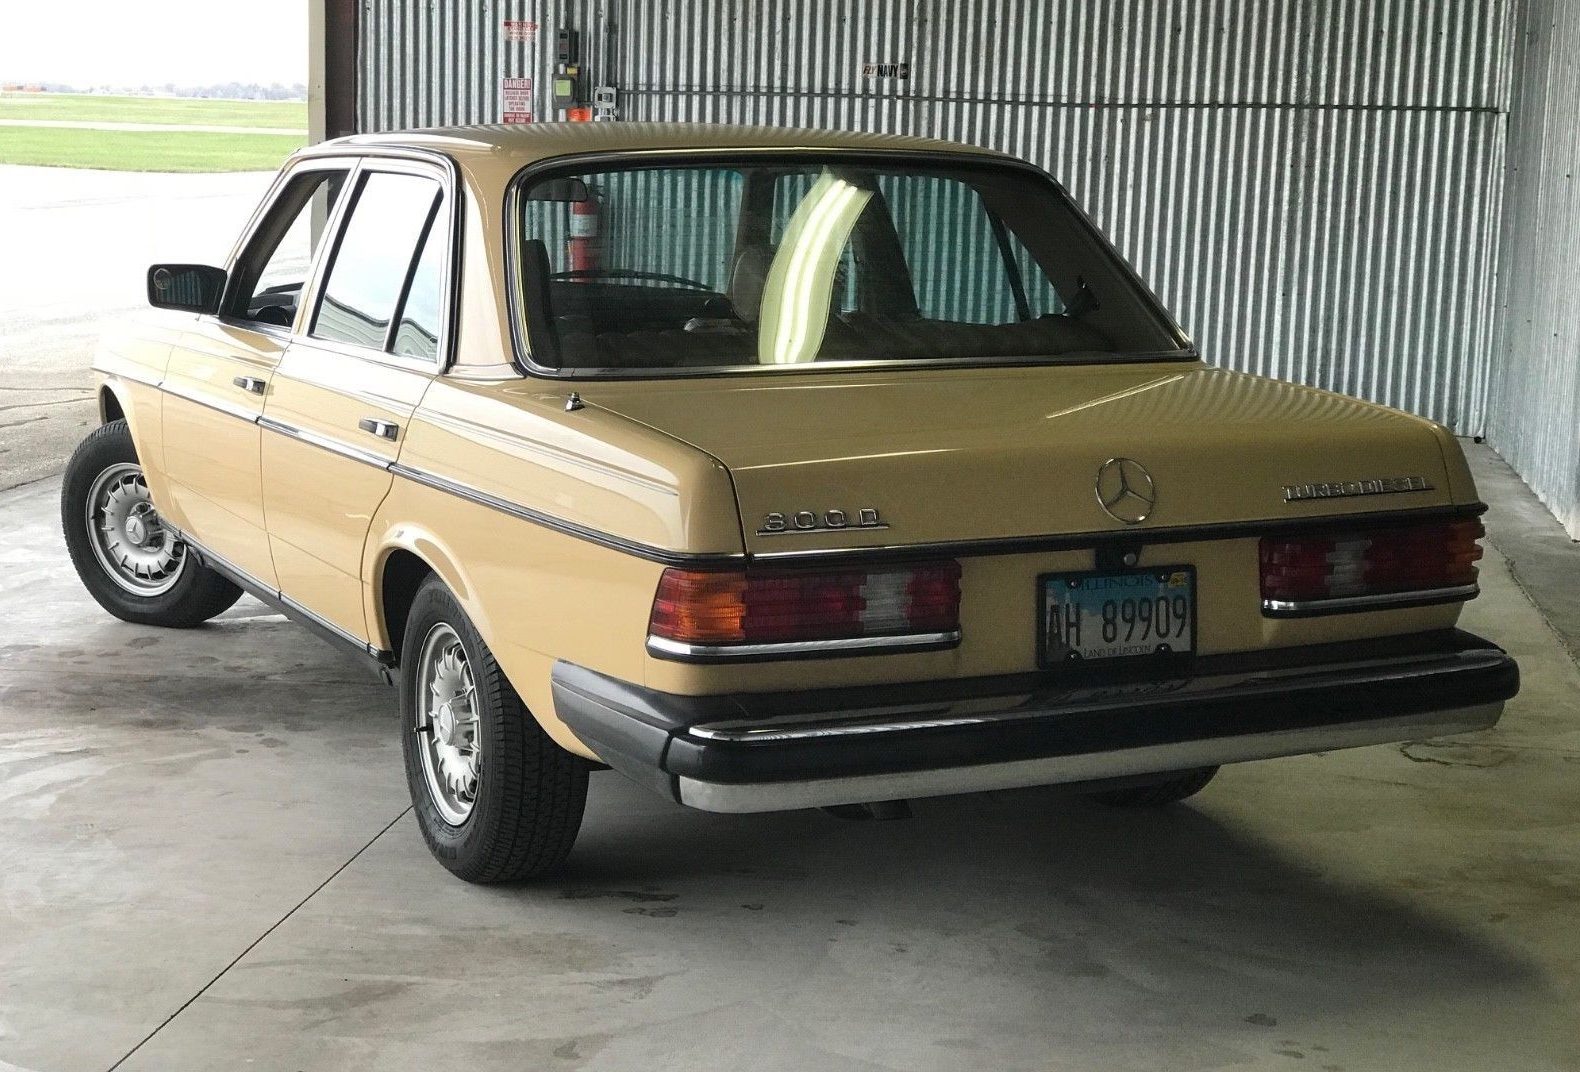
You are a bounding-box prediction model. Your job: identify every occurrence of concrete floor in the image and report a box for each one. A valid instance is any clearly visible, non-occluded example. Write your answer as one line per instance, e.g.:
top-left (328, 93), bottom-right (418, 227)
top-left (0, 166), bottom-right (272, 491)
top-left (2, 451), bottom-right (1578, 1072)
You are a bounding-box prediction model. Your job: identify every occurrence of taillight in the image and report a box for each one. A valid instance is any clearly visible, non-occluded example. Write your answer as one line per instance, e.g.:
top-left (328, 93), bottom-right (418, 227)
top-left (649, 561), bottom-right (962, 648)
top-left (1260, 519), bottom-right (1483, 608)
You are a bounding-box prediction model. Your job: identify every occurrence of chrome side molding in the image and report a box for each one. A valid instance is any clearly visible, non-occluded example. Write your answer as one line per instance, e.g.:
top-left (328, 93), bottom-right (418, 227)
top-left (646, 630), bottom-right (961, 663)
top-left (258, 415), bottom-right (394, 471)
top-left (1262, 584), bottom-right (1479, 618)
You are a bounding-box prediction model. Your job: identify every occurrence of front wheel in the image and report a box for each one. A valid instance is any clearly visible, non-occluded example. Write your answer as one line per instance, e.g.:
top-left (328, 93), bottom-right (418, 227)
top-left (61, 420), bottom-right (242, 627)
top-left (400, 577), bottom-right (588, 882)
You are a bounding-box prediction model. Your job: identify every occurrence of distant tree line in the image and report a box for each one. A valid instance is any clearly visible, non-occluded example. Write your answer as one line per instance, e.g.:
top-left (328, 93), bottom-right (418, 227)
top-left (14, 81), bottom-right (307, 101)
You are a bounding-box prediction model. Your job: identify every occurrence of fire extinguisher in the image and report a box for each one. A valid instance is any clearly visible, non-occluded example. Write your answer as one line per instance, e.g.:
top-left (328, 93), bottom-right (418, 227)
top-left (567, 189), bottom-right (601, 281)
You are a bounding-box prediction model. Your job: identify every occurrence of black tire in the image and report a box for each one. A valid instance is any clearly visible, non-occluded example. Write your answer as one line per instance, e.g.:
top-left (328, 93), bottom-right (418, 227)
top-left (400, 577), bottom-right (588, 883)
top-left (61, 420), bottom-right (242, 628)
top-left (1086, 766), bottom-right (1219, 807)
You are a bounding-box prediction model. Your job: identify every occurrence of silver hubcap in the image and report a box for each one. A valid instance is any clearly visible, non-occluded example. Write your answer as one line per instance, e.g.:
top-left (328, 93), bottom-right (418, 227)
top-left (415, 623), bottom-right (481, 825)
top-left (85, 463), bottom-right (185, 596)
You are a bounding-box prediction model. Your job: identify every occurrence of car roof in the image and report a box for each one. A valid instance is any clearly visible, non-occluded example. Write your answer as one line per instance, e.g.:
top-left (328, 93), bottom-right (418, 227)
top-left (304, 122), bottom-right (1010, 186)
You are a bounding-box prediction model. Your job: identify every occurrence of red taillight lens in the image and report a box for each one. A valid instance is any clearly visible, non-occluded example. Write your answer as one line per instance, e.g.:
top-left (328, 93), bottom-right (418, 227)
top-left (650, 561), bottom-right (962, 646)
top-left (1260, 519), bottom-right (1483, 604)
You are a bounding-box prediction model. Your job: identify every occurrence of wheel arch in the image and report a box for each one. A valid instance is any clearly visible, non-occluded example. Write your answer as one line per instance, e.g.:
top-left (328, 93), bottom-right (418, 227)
top-left (99, 384), bottom-right (127, 426)
top-left (93, 375), bottom-right (176, 527)
top-left (362, 507), bottom-right (604, 764)
top-left (97, 380), bottom-right (147, 448)
top-left (367, 528), bottom-right (484, 662)
top-left (95, 379), bottom-right (158, 464)
top-left (376, 548), bottom-right (435, 661)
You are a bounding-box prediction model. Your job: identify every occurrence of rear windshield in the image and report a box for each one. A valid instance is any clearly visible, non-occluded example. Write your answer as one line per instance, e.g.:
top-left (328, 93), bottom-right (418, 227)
top-left (513, 155), bottom-right (1186, 375)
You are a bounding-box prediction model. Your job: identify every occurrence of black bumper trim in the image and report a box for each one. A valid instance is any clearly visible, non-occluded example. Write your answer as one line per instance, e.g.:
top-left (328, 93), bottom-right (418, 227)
top-left (551, 630), bottom-right (1517, 800)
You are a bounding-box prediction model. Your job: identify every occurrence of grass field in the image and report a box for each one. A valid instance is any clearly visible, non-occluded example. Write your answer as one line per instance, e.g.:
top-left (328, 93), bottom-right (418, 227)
top-left (0, 126), bottom-right (303, 172)
top-left (0, 93), bottom-right (305, 171)
top-left (0, 92), bottom-right (305, 130)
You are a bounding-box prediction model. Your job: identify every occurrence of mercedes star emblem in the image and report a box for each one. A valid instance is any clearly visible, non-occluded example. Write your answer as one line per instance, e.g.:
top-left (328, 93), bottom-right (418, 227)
top-left (1095, 457), bottom-right (1156, 525)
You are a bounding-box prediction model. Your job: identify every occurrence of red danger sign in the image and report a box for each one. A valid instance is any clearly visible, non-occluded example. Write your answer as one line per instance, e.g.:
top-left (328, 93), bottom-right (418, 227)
top-left (503, 20), bottom-right (538, 44)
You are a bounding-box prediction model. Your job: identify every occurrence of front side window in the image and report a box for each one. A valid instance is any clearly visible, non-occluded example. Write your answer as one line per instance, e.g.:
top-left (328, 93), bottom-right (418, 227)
top-left (227, 168), bottom-right (348, 328)
top-left (515, 157), bottom-right (1183, 374)
top-left (312, 170), bottom-right (444, 353)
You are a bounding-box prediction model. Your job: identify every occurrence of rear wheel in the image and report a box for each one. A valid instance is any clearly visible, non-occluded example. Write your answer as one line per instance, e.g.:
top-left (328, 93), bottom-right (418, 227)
top-left (400, 577), bottom-right (587, 882)
top-left (61, 420), bottom-right (242, 627)
top-left (1086, 766), bottom-right (1219, 807)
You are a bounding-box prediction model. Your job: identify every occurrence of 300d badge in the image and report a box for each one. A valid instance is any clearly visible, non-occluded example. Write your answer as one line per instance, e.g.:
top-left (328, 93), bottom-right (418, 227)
top-left (756, 508), bottom-right (888, 535)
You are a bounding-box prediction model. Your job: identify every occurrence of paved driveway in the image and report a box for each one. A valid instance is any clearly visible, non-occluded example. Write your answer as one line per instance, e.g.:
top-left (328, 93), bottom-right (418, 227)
top-left (0, 165), bottom-right (272, 490)
top-left (1, 471), bottom-right (1577, 1071)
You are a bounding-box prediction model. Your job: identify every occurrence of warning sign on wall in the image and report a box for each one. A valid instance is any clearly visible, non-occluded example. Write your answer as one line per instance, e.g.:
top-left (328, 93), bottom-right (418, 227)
top-left (502, 77), bottom-right (534, 123)
top-left (503, 20), bottom-right (538, 44)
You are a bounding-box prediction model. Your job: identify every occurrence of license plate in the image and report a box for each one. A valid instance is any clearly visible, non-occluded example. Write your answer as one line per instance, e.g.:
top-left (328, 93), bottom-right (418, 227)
top-left (1040, 566), bottom-right (1196, 665)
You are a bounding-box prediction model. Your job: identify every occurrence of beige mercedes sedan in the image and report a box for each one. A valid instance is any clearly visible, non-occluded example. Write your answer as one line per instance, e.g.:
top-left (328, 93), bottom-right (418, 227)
top-left (63, 123), bottom-right (1518, 882)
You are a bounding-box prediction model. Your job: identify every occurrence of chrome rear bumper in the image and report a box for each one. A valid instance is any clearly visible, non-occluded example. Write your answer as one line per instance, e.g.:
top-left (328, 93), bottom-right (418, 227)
top-left (552, 630), bottom-right (1517, 814)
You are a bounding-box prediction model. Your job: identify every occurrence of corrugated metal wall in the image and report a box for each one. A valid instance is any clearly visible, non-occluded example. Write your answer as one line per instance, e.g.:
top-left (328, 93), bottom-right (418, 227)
top-left (1490, 0), bottom-right (1580, 537)
top-left (359, 0), bottom-right (539, 129)
top-left (359, 0), bottom-right (1516, 435)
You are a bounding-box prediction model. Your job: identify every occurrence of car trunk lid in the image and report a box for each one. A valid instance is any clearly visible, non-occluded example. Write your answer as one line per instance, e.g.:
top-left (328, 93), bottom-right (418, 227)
top-left (581, 364), bottom-right (1460, 554)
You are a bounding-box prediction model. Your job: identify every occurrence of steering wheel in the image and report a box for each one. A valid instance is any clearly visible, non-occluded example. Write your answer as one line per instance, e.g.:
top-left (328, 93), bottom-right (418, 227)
top-left (251, 304), bottom-right (294, 327)
top-left (549, 267), bottom-right (714, 291)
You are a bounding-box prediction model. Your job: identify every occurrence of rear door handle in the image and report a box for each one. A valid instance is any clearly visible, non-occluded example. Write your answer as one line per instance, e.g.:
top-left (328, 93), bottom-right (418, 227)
top-left (232, 376), bottom-right (266, 394)
top-left (358, 417), bottom-right (399, 441)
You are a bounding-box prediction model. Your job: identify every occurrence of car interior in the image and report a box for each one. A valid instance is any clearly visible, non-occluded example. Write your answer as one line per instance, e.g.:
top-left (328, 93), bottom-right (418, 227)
top-left (520, 164), bottom-right (1127, 372)
top-left (226, 170), bottom-right (348, 330)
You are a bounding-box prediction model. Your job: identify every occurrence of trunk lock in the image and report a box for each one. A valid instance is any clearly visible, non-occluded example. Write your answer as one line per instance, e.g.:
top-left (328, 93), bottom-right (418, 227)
top-left (1096, 544), bottom-right (1144, 571)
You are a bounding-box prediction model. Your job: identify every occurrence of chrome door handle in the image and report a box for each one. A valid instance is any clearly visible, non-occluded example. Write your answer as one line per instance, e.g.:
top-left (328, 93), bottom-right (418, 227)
top-left (358, 417), bottom-right (399, 441)
top-left (232, 376), bottom-right (266, 394)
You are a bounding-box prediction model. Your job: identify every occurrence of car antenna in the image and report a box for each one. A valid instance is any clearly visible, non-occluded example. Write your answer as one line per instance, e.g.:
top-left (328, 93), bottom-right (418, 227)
top-left (565, 392), bottom-right (584, 412)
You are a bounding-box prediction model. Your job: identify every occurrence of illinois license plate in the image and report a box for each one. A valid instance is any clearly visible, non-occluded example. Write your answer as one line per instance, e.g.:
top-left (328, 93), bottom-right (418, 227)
top-left (1040, 567), bottom-right (1196, 664)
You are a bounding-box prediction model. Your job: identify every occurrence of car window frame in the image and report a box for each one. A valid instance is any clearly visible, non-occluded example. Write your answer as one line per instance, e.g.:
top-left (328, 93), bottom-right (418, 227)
top-left (213, 148), bottom-right (463, 375)
top-left (296, 153), bottom-right (461, 375)
top-left (218, 155), bottom-right (360, 343)
top-left (503, 147), bottom-right (1197, 382)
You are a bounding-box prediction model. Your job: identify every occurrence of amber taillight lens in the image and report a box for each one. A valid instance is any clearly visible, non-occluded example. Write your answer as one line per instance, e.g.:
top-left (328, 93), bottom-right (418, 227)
top-left (1260, 519), bottom-right (1484, 604)
top-left (649, 562), bottom-right (963, 646)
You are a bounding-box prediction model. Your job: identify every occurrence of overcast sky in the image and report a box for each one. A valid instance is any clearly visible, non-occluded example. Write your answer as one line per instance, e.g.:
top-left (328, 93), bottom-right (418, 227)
top-left (0, 0), bottom-right (308, 86)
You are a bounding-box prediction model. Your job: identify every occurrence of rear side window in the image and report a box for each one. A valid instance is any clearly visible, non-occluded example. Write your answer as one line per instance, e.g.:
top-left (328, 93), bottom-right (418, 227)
top-left (312, 171), bottom-right (443, 353)
top-left (879, 174), bottom-right (1063, 324)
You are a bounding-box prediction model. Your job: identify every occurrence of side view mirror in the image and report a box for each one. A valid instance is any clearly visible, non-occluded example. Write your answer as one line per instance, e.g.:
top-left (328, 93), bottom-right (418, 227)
top-left (147, 264), bottom-right (226, 314)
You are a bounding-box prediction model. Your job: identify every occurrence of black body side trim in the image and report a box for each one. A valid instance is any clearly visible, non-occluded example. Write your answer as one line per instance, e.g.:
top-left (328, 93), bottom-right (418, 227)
top-left (142, 375), bottom-right (1486, 572)
top-left (382, 463), bottom-right (1492, 571)
top-left (747, 502), bottom-right (1489, 565)
top-left (387, 461), bottom-right (745, 567)
top-left (175, 528), bottom-right (396, 682)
